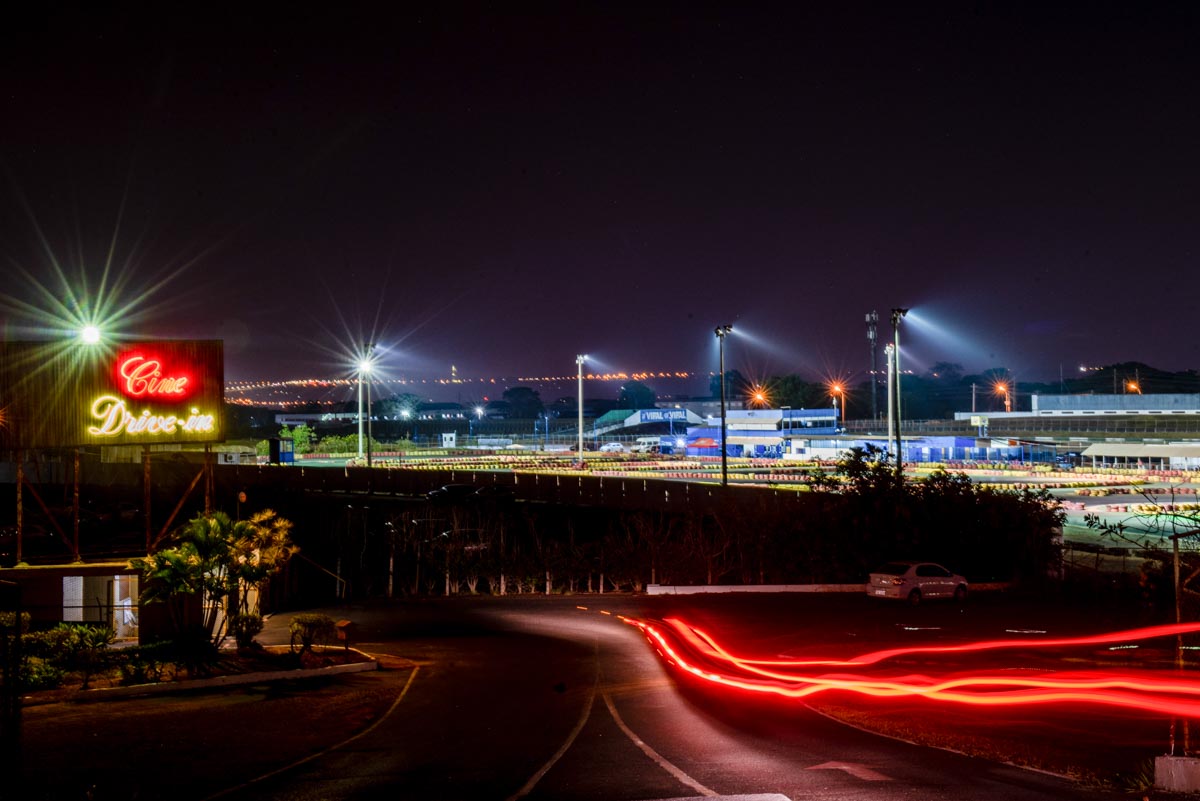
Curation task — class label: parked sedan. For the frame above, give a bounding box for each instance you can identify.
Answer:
[867,561,967,605]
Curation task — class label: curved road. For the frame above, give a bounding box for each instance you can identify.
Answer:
[212,597,1124,801]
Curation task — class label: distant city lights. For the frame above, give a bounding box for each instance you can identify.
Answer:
[225,371,701,408]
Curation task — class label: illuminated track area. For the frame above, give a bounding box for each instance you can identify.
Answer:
[628,617,1200,719]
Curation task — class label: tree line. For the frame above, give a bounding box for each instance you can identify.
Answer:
[313,447,1064,599]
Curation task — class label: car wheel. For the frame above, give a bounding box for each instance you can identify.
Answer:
[907,589,921,606]
[954,585,967,603]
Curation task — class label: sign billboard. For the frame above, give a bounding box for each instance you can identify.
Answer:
[639,409,687,423]
[0,340,224,448]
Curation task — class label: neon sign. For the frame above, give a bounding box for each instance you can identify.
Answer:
[117,355,191,398]
[88,395,215,437]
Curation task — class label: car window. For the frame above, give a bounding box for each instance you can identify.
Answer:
[874,563,909,575]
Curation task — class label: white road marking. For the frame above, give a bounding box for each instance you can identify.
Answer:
[505,652,599,801]
[603,692,719,798]
[639,796,791,801]
[203,662,421,800]
[807,760,892,781]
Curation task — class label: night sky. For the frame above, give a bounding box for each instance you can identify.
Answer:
[2,3,1198,396]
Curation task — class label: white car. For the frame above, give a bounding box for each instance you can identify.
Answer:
[867,561,967,605]
[599,442,627,453]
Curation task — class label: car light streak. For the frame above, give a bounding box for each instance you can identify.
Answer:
[663,618,1200,668]
[625,617,1200,718]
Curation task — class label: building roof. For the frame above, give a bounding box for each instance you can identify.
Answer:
[1081,443,1200,458]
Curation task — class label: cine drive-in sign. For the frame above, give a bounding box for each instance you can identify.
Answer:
[0,339,225,449]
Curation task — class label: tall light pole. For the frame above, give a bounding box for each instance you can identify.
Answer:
[890,308,908,476]
[472,405,484,439]
[715,325,733,487]
[357,343,376,464]
[576,354,587,462]
[357,363,366,461]
[865,311,879,422]
[830,383,844,431]
[885,343,895,451]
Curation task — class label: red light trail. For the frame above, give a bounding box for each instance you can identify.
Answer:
[627,617,1200,718]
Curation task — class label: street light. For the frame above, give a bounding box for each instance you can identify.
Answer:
[576,354,587,461]
[357,343,376,464]
[80,324,101,345]
[830,383,844,431]
[890,308,908,476]
[996,382,1012,413]
[715,324,733,487]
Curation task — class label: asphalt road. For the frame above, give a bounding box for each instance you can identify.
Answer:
[23,594,1176,801]
[205,596,1134,801]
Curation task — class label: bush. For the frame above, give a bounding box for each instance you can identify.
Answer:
[169,625,220,676]
[229,613,264,650]
[20,659,66,692]
[0,611,30,635]
[21,623,114,690]
[289,613,336,655]
[114,642,175,685]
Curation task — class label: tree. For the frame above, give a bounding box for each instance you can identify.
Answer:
[376,393,422,419]
[131,510,298,648]
[275,424,314,454]
[827,445,1064,583]
[617,381,656,409]
[928,362,964,382]
[502,386,544,418]
[768,374,824,408]
[1087,493,1200,618]
[710,369,748,400]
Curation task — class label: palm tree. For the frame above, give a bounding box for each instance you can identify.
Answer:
[131,509,297,647]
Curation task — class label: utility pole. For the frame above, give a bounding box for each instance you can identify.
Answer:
[866,311,879,422]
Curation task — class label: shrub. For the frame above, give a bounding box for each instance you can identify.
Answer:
[24,624,115,690]
[229,613,264,650]
[20,659,66,692]
[289,613,336,655]
[0,611,30,634]
[114,641,175,685]
[170,625,220,676]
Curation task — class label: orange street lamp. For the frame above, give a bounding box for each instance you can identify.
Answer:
[995,382,1011,413]
[830,383,844,430]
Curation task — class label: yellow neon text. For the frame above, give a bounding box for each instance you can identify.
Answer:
[88,395,215,437]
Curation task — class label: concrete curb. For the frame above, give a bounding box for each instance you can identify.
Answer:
[645,582,1011,595]
[66,648,378,703]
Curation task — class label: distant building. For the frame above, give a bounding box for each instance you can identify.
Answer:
[687,408,839,458]
[1031,393,1200,416]
[954,394,1200,420]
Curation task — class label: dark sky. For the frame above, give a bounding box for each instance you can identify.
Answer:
[2,2,1198,392]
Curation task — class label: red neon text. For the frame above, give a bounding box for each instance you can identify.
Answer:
[118,356,190,398]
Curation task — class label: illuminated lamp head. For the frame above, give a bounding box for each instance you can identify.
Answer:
[80,325,102,345]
